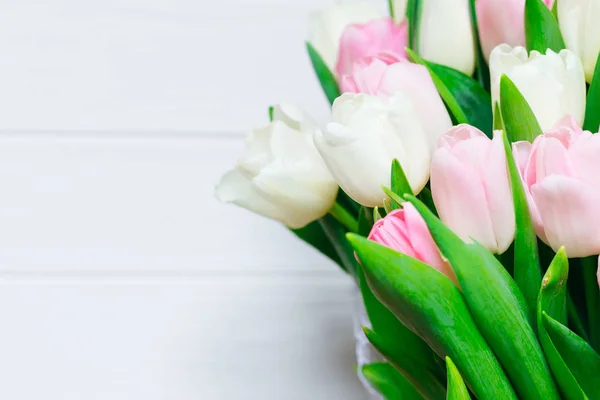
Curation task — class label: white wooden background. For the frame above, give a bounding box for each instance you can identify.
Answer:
[0,0,389,398]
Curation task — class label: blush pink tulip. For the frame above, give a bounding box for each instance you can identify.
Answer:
[335,18,408,77]
[430,125,515,254]
[477,0,553,61]
[515,117,600,258]
[339,55,452,150]
[368,204,457,284]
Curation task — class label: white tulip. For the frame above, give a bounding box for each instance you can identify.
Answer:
[490,45,586,131]
[308,3,381,71]
[558,0,600,83]
[392,0,408,23]
[314,93,431,208]
[418,0,476,75]
[215,105,338,229]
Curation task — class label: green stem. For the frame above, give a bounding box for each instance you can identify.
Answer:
[582,256,600,350]
[328,202,359,233]
[388,0,395,19]
[567,294,589,342]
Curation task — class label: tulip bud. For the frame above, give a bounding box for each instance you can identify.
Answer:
[418,0,476,76]
[368,204,458,284]
[308,3,381,72]
[430,125,515,254]
[336,18,408,77]
[476,0,553,61]
[516,119,600,258]
[490,45,586,132]
[314,93,431,207]
[216,105,338,229]
[340,56,452,150]
[558,0,600,83]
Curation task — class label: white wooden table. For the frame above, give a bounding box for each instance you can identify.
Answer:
[0,0,388,398]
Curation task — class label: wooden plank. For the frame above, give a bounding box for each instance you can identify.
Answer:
[0,1,336,131]
[0,275,363,399]
[0,134,337,274]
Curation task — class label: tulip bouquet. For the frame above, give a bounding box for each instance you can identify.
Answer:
[216,0,600,398]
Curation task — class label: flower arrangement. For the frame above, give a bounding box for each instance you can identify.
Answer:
[216,0,600,398]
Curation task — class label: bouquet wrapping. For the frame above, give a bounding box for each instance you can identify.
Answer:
[217,0,600,398]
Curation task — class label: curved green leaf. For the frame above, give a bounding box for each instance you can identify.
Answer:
[538,249,586,400]
[406,49,492,135]
[362,362,424,400]
[406,195,559,400]
[446,357,471,400]
[525,0,565,53]
[502,130,542,326]
[364,328,446,400]
[582,256,600,351]
[500,74,543,142]
[347,234,517,400]
[357,264,445,400]
[305,41,340,105]
[584,52,600,133]
[543,312,600,398]
[392,158,413,198]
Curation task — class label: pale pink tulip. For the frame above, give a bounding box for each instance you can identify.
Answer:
[477,0,553,61]
[336,18,408,77]
[368,204,457,284]
[431,125,515,254]
[339,56,452,150]
[516,118,600,257]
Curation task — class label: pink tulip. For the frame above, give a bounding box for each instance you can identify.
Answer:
[477,0,553,61]
[368,204,458,284]
[431,125,515,254]
[336,18,408,77]
[339,55,452,150]
[515,118,600,258]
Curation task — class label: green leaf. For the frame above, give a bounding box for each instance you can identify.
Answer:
[500,74,543,142]
[582,256,600,351]
[543,312,600,398]
[362,362,424,400]
[584,52,600,133]
[406,0,422,53]
[268,106,274,121]
[406,195,560,400]
[525,0,565,53]
[502,130,542,327]
[357,256,445,398]
[407,49,492,135]
[391,159,414,198]
[418,186,438,217]
[387,0,395,20]
[290,219,344,271]
[305,41,340,105]
[493,102,503,131]
[373,207,383,222]
[318,215,359,276]
[358,206,374,237]
[348,234,517,400]
[537,249,586,400]
[364,328,446,400]
[446,357,471,400]
[382,186,404,210]
[383,198,394,214]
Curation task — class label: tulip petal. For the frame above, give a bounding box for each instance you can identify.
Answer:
[431,148,498,252]
[216,169,290,225]
[308,3,381,71]
[531,175,600,257]
[482,133,516,253]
